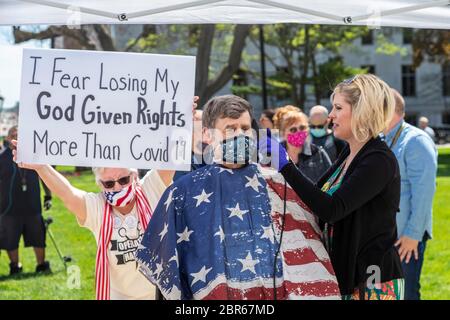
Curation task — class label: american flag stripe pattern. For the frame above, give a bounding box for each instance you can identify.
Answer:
[95,184,152,300]
[136,164,340,300]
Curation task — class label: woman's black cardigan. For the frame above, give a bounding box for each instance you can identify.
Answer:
[280,136,403,296]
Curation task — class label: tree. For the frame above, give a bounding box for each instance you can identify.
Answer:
[411,29,450,68]
[245,24,368,107]
[13,25,117,51]
[131,24,251,104]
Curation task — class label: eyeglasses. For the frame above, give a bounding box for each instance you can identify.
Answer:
[100,175,131,189]
[288,125,308,133]
[341,75,357,85]
[310,124,326,129]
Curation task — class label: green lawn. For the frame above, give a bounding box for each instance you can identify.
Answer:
[0,168,97,299]
[0,150,449,300]
[422,147,450,300]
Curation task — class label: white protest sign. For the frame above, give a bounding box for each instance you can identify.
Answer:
[17,48,195,170]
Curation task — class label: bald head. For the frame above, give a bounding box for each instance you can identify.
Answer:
[391,89,405,116]
[419,116,429,130]
[309,105,329,127]
[309,105,329,118]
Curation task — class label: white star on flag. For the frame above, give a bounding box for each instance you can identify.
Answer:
[154,261,164,279]
[169,250,179,267]
[177,227,194,243]
[193,189,213,207]
[260,225,275,244]
[227,203,249,221]
[237,252,260,274]
[214,226,225,243]
[168,285,181,299]
[219,167,234,174]
[190,265,212,286]
[159,223,168,241]
[164,187,177,211]
[245,174,263,192]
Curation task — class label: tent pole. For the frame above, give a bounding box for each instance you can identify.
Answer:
[248,0,343,22]
[351,0,450,22]
[259,25,268,110]
[127,0,225,19]
[19,0,226,22]
[18,0,117,19]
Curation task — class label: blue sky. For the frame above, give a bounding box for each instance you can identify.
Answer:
[0,26,50,108]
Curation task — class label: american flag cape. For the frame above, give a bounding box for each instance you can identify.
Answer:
[136,164,340,300]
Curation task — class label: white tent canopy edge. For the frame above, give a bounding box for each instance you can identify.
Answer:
[0,0,449,29]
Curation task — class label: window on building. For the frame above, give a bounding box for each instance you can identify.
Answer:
[361,30,374,45]
[442,111,450,125]
[233,68,248,87]
[272,66,291,101]
[361,65,376,75]
[403,29,413,44]
[231,68,249,99]
[443,64,450,97]
[402,65,416,97]
[405,113,418,126]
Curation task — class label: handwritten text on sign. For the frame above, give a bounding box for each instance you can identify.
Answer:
[17,48,195,170]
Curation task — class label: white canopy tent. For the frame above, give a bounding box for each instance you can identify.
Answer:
[0,0,449,29]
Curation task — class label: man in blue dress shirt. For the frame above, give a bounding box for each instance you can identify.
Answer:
[384,89,437,300]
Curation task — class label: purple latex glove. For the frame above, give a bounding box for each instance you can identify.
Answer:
[257,128,290,171]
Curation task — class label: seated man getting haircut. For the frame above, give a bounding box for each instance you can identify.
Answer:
[136,95,340,300]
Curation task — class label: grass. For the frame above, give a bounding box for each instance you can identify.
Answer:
[0,168,97,299]
[422,147,450,300]
[0,150,449,300]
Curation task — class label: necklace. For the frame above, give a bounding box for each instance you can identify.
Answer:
[16,164,27,192]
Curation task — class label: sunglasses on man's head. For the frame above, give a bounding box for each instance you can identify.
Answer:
[289,125,308,133]
[100,175,131,189]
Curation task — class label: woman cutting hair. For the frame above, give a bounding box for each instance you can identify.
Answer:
[260,74,404,300]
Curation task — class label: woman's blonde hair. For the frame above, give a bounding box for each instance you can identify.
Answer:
[331,74,395,142]
[273,105,301,129]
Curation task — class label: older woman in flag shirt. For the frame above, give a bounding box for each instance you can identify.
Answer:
[11,98,199,300]
[11,147,173,300]
[136,95,340,300]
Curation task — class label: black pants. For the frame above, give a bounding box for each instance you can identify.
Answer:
[0,215,46,251]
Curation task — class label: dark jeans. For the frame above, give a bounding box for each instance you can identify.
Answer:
[401,233,429,300]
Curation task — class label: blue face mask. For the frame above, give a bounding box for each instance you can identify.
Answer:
[310,128,327,138]
[221,134,256,165]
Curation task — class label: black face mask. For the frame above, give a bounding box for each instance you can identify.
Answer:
[221,135,256,165]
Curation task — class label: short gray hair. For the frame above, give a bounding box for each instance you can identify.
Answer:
[419,116,429,124]
[92,167,138,184]
[309,105,329,118]
[202,95,253,129]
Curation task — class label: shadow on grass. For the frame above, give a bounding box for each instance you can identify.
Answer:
[0,270,56,282]
[438,153,450,177]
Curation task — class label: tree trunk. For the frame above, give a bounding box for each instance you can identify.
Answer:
[311,51,322,105]
[198,25,252,105]
[299,25,310,107]
[195,25,216,104]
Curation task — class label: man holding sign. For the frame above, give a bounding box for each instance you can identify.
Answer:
[13,48,198,300]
